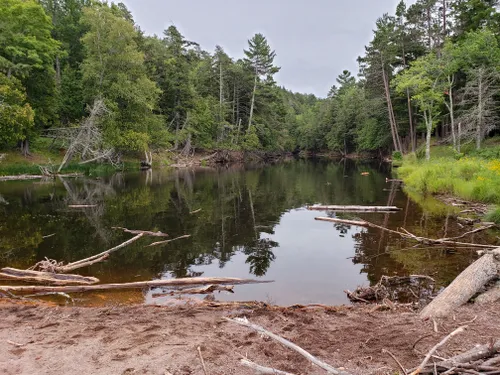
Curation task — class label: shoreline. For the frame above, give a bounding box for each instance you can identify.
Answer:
[1,299,499,375]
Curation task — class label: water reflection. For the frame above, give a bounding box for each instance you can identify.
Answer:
[0,159,494,305]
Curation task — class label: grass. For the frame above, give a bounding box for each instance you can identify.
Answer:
[398,156,500,204]
[485,206,500,224]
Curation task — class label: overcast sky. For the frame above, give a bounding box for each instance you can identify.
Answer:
[122,0,416,97]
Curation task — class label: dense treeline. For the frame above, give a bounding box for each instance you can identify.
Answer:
[1,0,500,159]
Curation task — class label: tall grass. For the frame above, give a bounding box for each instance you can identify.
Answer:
[398,157,500,204]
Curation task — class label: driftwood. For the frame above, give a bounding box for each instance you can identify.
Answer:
[420,249,500,319]
[425,339,500,373]
[315,217,497,249]
[410,326,468,375]
[225,317,352,375]
[112,227,169,237]
[240,359,297,375]
[190,209,202,215]
[146,234,191,248]
[308,205,401,212]
[197,347,208,375]
[55,233,144,273]
[0,267,99,285]
[0,173,82,182]
[151,285,234,298]
[0,277,271,294]
[68,204,97,208]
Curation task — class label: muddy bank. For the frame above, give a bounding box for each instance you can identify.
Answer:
[168,149,293,169]
[1,300,499,375]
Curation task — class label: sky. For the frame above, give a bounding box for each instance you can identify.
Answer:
[122,0,416,97]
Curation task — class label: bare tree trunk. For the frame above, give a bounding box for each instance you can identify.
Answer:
[477,73,483,150]
[424,110,432,161]
[457,121,462,153]
[420,249,500,319]
[381,60,399,152]
[407,89,415,153]
[445,75,456,151]
[248,72,258,129]
[218,58,224,144]
[55,56,61,87]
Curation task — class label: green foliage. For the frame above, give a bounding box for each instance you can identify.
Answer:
[398,156,500,203]
[392,151,403,161]
[242,126,261,150]
[485,206,500,224]
[81,3,165,151]
[0,74,35,145]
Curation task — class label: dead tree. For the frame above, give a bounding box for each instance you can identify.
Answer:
[457,67,500,150]
[57,99,116,172]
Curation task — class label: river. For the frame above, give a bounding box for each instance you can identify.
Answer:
[0,159,487,306]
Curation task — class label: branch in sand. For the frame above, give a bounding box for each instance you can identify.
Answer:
[0,267,99,285]
[0,277,271,294]
[418,339,500,374]
[409,326,468,375]
[420,249,500,319]
[225,317,353,375]
[240,359,297,375]
[308,205,401,212]
[315,217,497,249]
[146,235,191,248]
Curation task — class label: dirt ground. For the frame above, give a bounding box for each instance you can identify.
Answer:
[0,300,499,375]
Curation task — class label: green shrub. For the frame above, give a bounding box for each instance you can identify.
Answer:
[392,151,403,161]
[485,206,500,224]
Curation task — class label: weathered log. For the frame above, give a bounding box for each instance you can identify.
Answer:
[308,205,401,212]
[240,359,297,375]
[56,234,144,273]
[151,285,234,298]
[315,217,497,249]
[475,281,500,305]
[225,317,353,375]
[68,204,97,208]
[420,249,500,319]
[0,277,271,294]
[0,173,82,182]
[112,227,169,237]
[146,234,191,248]
[410,326,468,375]
[0,267,99,285]
[419,339,500,373]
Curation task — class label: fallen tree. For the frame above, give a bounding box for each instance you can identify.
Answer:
[0,277,271,295]
[308,205,401,212]
[420,248,500,319]
[0,267,99,285]
[315,217,497,249]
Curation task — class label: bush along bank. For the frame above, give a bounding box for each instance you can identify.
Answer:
[397,156,500,223]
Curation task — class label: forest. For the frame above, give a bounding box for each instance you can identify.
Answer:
[1,0,500,160]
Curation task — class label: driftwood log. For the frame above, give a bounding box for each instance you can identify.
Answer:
[419,339,500,374]
[240,359,296,375]
[0,277,271,294]
[308,205,401,212]
[0,267,99,285]
[420,249,500,319]
[315,217,497,249]
[0,173,82,182]
[225,317,353,375]
[151,285,234,298]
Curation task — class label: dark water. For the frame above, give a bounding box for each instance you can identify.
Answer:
[0,159,490,306]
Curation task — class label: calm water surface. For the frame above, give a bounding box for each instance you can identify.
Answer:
[0,159,488,306]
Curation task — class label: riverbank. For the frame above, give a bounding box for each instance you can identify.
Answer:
[397,141,500,223]
[1,300,499,375]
